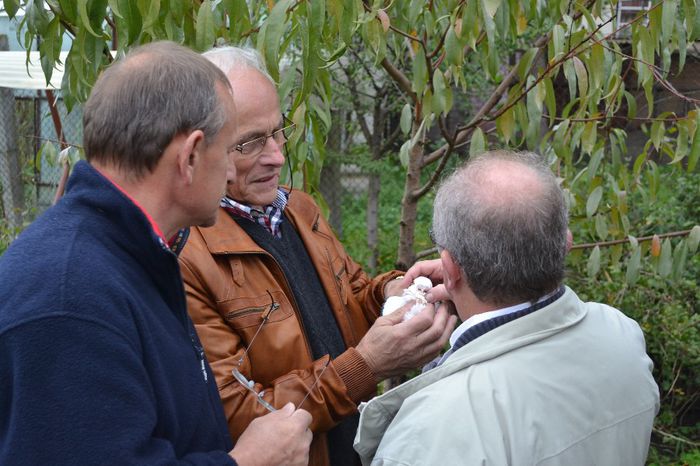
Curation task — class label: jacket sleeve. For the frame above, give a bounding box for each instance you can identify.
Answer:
[180,256,375,439]
[0,316,235,466]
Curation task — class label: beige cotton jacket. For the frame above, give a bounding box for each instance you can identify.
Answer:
[354,287,660,466]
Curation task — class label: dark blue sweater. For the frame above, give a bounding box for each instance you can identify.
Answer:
[0,161,235,465]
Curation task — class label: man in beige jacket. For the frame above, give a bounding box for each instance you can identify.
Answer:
[354,150,659,465]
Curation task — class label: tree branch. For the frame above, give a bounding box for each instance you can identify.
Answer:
[412,140,455,198]
[652,428,700,447]
[427,23,450,59]
[350,48,382,93]
[381,57,417,103]
[422,46,533,166]
[570,229,696,250]
[415,246,439,260]
[416,228,697,260]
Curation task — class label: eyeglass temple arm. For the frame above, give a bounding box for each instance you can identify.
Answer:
[236,291,278,366]
[297,358,331,411]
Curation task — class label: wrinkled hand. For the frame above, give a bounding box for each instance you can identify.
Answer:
[356,302,457,381]
[383,276,406,298]
[230,403,312,466]
[401,259,451,303]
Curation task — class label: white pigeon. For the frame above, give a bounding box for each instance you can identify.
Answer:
[382,276,433,321]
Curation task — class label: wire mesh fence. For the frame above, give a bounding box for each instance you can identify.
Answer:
[0,88,82,235]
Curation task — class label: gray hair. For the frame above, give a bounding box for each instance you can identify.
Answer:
[432,150,568,305]
[83,41,231,178]
[202,45,275,84]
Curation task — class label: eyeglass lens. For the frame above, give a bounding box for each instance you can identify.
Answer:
[238,118,295,157]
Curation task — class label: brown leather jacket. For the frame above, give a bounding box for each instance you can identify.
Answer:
[179,190,401,465]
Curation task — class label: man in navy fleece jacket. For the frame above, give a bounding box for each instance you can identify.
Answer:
[0,41,311,465]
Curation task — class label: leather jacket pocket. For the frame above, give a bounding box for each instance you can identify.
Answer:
[218,290,292,330]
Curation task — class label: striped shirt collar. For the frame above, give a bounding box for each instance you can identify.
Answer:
[449,287,564,347]
[422,287,565,371]
[220,188,290,238]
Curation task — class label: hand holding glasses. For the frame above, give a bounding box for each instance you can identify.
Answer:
[231,290,330,413]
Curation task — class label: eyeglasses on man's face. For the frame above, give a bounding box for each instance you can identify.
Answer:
[231,290,329,413]
[234,115,296,159]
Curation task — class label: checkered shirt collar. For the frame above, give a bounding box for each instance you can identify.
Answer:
[220,188,289,238]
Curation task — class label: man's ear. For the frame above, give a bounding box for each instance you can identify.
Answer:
[176,130,206,185]
[440,249,462,291]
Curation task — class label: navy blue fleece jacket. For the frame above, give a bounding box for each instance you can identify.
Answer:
[0,161,235,465]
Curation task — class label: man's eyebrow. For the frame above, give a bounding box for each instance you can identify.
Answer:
[238,129,267,142]
[237,119,284,143]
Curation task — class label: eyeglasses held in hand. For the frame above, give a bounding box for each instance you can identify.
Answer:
[234,115,296,159]
[231,290,331,413]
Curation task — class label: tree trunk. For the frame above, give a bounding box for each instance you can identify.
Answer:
[0,35,25,230]
[319,109,344,236]
[366,172,380,275]
[396,137,423,270]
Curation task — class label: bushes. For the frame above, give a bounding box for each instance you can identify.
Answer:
[0,220,22,256]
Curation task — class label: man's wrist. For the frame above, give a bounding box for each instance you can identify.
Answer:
[335,347,379,400]
[383,274,405,298]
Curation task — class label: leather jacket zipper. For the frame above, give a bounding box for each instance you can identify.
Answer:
[226,304,277,321]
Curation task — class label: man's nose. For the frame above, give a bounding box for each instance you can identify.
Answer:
[260,138,286,166]
[226,152,237,182]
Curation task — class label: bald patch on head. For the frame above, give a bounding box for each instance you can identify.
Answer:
[461,157,546,211]
[431,150,568,305]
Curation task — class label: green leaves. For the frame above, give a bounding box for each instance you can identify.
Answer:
[496,107,515,144]
[587,245,601,279]
[572,57,588,103]
[650,119,666,152]
[258,0,294,83]
[78,0,105,37]
[224,0,251,39]
[688,112,700,172]
[688,225,700,253]
[114,0,142,45]
[469,127,486,157]
[444,26,463,66]
[482,0,502,18]
[195,0,216,51]
[661,0,678,48]
[412,49,428,96]
[38,17,63,85]
[586,185,603,218]
[4,0,21,18]
[658,238,673,277]
[400,104,412,135]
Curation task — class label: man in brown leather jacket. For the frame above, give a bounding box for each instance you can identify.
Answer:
[179,46,456,466]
